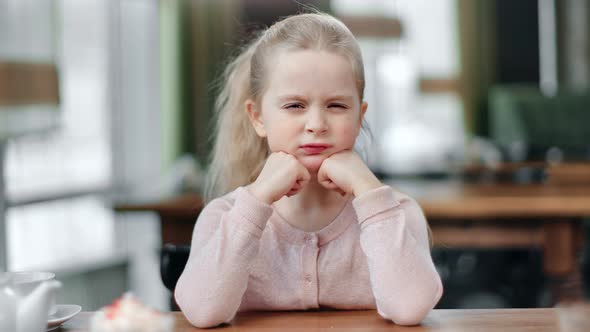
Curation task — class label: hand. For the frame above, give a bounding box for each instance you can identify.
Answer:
[317,150,383,197]
[248,152,311,204]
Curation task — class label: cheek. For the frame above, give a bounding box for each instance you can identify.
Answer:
[334,121,360,148]
[264,118,299,150]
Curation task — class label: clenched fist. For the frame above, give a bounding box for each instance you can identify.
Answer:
[317,150,383,197]
[248,152,311,204]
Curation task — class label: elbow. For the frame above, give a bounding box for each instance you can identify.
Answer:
[385,306,430,326]
[174,284,235,328]
[380,282,443,326]
[379,302,430,326]
[175,293,230,328]
[181,306,232,328]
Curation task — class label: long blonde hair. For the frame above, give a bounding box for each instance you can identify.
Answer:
[205,12,366,202]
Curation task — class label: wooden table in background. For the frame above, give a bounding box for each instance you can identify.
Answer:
[390,178,590,303]
[115,193,204,245]
[114,178,590,303]
[61,307,590,331]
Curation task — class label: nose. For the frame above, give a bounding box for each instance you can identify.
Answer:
[304,107,328,135]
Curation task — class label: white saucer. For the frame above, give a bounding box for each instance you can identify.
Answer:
[47,304,82,331]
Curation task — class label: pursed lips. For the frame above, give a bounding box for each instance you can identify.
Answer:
[300,143,331,154]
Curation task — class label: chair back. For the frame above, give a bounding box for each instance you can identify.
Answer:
[160,243,190,292]
[489,85,590,161]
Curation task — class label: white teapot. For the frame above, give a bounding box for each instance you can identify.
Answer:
[0,272,61,332]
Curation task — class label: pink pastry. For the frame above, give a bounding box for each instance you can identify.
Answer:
[90,293,174,332]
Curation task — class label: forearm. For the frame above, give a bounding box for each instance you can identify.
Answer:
[175,224,260,327]
[354,186,443,325]
[360,219,442,325]
[175,188,273,328]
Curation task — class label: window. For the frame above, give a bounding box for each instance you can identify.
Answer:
[3,0,114,271]
[332,0,466,175]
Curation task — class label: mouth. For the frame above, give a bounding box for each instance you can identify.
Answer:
[300,143,332,155]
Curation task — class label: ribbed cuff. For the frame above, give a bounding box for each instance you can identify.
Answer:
[233,187,274,236]
[352,185,400,223]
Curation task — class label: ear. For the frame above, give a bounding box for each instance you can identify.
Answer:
[245,99,267,137]
[358,101,368,128]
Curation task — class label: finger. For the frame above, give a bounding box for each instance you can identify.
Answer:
[317,172,345,193]
[286,173,304,195]
[321,181,346,196]
[300,162,311,181]
[316,164,329,186]
[297,164,311,188]
[321,180,339,190]
[317,167,337,189]
[293,182,305,195]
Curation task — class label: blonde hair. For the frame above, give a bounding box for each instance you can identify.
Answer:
[205,12,366,202]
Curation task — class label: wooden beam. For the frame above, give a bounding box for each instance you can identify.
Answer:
[431,224,544,248]
[338,15,402,39]
[0,62,59,106]
[419,78,461,93]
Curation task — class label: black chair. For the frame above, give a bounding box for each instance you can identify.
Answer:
[160,243,191,309]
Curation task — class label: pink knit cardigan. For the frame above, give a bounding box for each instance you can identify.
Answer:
[175,185,443,328]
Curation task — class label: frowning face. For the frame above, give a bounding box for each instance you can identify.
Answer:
[247,50,367,173]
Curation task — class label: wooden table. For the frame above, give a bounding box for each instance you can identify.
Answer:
[60,307,590,331]
[392,178,590,220]
[390,178,590,303]
[115,193,204,245]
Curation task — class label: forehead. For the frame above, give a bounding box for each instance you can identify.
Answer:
[264,50,358,99]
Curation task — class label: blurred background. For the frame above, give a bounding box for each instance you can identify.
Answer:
[1,0,589,311]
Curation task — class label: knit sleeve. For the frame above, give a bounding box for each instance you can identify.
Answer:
[174,187,273,328]
[353,185,443,326]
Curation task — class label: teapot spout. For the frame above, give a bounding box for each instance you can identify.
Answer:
[17,280,61,332]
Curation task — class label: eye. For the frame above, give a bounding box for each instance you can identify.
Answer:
[284,103,305,110]
[328,103,348,109]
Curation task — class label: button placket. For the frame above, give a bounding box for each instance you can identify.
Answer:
[302,233,320,308]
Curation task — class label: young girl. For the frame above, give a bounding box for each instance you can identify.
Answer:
[175,12,443,328]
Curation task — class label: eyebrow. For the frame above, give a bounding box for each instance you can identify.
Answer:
[277,94,307,102]
[277,94,355,102]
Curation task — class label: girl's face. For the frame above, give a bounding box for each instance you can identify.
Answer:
[246,50,367,173]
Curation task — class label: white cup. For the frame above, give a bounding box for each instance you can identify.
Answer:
[6,271,58,317]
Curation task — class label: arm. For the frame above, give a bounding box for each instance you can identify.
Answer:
[353,186,443,326]
[317,151,442,325]
[174,187,273,328]
[176,151,309,327]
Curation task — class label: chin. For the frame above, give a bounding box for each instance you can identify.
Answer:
[299,156,325,174]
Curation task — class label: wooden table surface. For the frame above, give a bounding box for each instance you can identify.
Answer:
[390,178,590,219]
[60,308,590,331]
